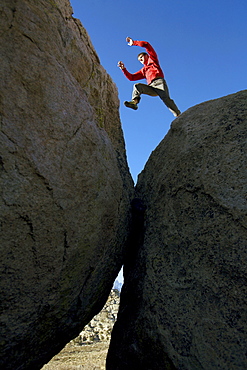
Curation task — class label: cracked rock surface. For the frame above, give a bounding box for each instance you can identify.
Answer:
[0,1,133,369]
[107,90,247,370]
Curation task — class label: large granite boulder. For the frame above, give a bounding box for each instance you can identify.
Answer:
[0,0,133,369]
[107,90,247,369]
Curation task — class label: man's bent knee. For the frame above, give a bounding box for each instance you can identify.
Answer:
[134,83,144,92]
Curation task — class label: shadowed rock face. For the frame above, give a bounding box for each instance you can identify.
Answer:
[0,0,133,369]
[107,90,247,370]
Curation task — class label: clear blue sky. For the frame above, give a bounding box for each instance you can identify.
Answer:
[70,0,246,185]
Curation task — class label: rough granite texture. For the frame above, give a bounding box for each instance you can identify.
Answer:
[0,0,133,369]
[107,90,247,370]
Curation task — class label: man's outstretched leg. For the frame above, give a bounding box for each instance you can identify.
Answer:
[165,96,181,117]
[150,79,181,117]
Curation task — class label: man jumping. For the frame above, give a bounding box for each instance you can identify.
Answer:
[118,37,181,117]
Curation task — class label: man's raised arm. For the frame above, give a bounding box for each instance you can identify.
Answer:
[126,37,158,62]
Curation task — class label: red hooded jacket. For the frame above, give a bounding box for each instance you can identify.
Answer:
[122,40,164,85]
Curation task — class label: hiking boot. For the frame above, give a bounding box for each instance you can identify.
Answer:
[174,111,181,117]
[124,100,138,110]
[169,108,181,117]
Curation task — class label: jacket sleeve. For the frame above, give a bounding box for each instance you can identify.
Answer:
[122,68,145,81]
[133,40,159,63]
